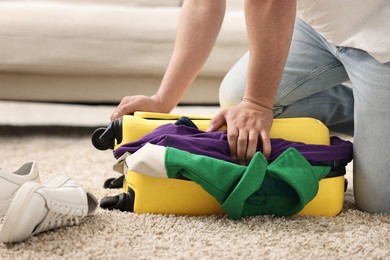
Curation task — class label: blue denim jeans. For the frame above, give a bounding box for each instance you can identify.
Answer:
[219,17,390,214]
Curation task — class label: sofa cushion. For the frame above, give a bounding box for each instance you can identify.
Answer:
[227,0,242,11]
[10,0,183,7]
[0,1,247,77]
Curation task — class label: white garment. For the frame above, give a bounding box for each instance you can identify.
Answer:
[125,143,168,178]
[297,0,390,63]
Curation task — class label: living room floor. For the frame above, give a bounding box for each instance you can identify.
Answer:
[0,100,220,127]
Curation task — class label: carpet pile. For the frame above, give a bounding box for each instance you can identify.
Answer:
[0,126,388,259]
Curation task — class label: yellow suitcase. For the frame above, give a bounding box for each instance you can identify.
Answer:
[93,112,346,217]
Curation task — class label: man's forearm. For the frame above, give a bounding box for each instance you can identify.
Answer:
[157,0,226,111]
[243,0,296,109]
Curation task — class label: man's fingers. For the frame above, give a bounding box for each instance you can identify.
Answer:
[207,110,226,132]
[260,130,271,158]
[110,104,128,121]
[111,97,129,121]
[110,112,120,121]
[110,96,139,121]
[236,130,249,163]
[245,131,259,163]
[227,127,238,161]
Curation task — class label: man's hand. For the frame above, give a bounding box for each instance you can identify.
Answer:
[208,0,296,164]
[110,94,166,121]
[207,101,273,164]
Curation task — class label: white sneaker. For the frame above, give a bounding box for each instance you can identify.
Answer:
[0,175,98,243]
[0,161,40,216]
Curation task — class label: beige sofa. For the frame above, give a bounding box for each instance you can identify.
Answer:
[0,0,247,104]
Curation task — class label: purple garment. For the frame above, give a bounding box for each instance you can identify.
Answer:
[114,124,353,165]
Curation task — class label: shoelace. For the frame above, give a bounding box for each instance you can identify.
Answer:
[33,202,87,234]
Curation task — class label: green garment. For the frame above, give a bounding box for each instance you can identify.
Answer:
[165,147,330,219]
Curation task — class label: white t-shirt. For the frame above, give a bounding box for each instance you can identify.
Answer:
[297,0,390,63]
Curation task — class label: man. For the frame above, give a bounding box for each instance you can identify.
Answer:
[111,0,390,214]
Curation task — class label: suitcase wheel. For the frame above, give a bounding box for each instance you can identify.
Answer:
[99,189,135,212]
[103,175,125,189]
[91,127,115,150]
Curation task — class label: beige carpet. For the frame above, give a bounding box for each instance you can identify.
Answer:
[0,126,389,259]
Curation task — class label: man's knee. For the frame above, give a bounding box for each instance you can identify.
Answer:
[353,168,390,214]
[354,193,390,215]
[219,52,249,108]
[219,80,243,108]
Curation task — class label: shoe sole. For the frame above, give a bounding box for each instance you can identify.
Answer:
[0,175,71,243]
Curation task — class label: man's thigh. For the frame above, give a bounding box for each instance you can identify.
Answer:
[219,18,350,106]
[275,18,349,107]
[273,18,353,133]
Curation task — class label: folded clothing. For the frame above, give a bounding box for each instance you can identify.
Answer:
[114,119,353,168]
[125,143,330,219]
